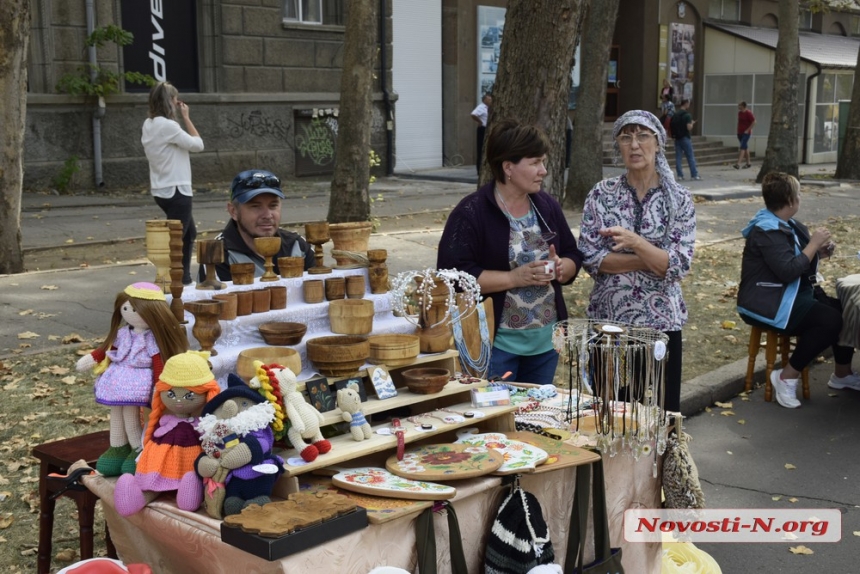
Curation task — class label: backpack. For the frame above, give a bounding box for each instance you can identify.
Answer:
[484,481,555,574]
[670,112,686,139]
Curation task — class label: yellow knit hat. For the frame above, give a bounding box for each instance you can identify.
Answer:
[125,282,166,301]
[159,351,214,387]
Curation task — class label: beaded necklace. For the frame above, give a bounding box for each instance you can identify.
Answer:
[451,301,491,379]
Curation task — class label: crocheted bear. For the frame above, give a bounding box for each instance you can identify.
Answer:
[113,351,219,517]
[195,373,285,517]
[276,366,331,462]
[76,282,188,476]
[336,382,372,441]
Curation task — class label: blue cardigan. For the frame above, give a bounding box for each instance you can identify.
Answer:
[437,182,583,334]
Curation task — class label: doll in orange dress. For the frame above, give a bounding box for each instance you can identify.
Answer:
[76,282,187,476]
[114,351,220,516]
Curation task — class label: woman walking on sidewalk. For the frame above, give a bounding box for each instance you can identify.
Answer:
[737,172,859,408]
[142,81,204,285]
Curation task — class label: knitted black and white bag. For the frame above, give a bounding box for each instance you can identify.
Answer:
[484,482,555,574]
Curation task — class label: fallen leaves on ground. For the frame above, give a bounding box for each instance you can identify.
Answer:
[785,463,797,470]
[39,285,59,290]
[16,332,39,340]
[789,545,814,555]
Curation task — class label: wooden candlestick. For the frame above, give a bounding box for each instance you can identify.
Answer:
[196,240,226,290]
[168,220,186,323]
[145,220,172,293]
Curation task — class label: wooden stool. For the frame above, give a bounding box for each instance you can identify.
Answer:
[744,325,810,402]
[31,430,116,574]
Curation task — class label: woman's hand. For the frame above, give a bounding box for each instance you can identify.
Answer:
[177,100,191,120]
[810,227,831,251]
[515,260,552,287]
[817,240,836,259]
[599,226,643,252]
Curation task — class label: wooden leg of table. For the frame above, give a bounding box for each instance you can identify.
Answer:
[37,461,57,574]
[74,489,98,560]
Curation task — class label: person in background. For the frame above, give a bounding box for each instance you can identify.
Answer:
[199,170,315,282]
[142,81,204,285]
[735,101,756,169]
[660,94,675,133]
[438,118,583,385]
[579,110,696,413]
[661,78,674,103]
[670,99,701,181]
[737,172,858,409]
[471,93,493,175]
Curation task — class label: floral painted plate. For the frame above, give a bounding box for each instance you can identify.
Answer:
[454,430,549,475]
[385,443,504,481]
[332,467,457,500]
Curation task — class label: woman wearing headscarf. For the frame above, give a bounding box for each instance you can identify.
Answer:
[578,110,696,412]
[437,118,583,385]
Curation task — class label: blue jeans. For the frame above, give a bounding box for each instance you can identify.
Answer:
[674,137,698,178]
[488,347,559,385]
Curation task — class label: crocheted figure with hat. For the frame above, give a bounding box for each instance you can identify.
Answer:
[75,282,188,476]
[113,351,220,516]
[195,373,285,517]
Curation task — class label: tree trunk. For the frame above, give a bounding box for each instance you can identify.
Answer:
[563,0,619,209]
[486,0,585,197]
[327,0,378,224]
[835,41,860,179]
[0,0,29,274]
[756,0,800,183]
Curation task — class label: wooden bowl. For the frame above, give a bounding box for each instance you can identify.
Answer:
[401,367,451,395]
[368,334,420,367]
[236,347,301,383]
[306,335,369,377]
[329,299,374,335]
[258,322,307,345]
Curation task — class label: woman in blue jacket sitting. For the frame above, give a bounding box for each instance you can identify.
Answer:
[737,172,858,408]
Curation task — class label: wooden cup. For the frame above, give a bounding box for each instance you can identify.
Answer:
[345,275,366,299]
[278,256,305,279]
[235,291,254,316]
[303,280,324,304]
[268,285,287,310]
[252,288,271,313]
[212,293,238,321]
[230,263,255,285]
[325,277,346,301]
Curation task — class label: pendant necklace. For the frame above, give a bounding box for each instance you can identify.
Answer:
[496,189,553,237]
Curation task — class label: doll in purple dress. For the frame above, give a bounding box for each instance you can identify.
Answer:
[75,282,188,476]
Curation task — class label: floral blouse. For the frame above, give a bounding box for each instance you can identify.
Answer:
[579,175,696,332]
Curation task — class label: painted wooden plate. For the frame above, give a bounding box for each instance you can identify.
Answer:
[331,467,457,500]
[385,443,504,481]
[504,431,601,473]
[454,430,549,475]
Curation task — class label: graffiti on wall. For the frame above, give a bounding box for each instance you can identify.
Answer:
[295,108,339,175]
[225,110,290,140]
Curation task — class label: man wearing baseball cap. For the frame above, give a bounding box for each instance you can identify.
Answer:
[200,170,315,282]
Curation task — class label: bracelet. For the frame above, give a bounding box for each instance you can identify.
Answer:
[515,400,541,415]
[437,407,480,418]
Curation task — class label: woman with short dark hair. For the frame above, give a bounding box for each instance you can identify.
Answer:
[737,172,858,408]
[437,118,583,384]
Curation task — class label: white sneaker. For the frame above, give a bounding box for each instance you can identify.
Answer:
[771,369,800,408]
[827,372,860,391]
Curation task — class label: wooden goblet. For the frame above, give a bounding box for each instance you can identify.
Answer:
[196,240,226,290]
[304,221,331,274]
[254,237,282,282]
[184,300,223,356]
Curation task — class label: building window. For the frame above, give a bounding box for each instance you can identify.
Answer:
[851,15,860,36]
[799,9,813,31]
[814,73,854,153]
[708,0,740,22]
[284,0,344,26]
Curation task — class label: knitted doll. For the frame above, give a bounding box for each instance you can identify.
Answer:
[276,366,331,462]
[113,351,220,517]
[195,374,285,517]
[76,282,188,476]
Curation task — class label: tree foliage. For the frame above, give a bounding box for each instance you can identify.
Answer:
[756,0,800,182]
[327,0,378,223]
[486,0,585,197]
[563,0,620,209]
[0,0,30,274]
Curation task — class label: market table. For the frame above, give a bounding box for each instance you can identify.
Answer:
[82,448,660,573]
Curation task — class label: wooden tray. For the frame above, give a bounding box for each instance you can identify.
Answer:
[299,475,432,525]
[332,467,456,500]
[385,443,503,481]
[504,431,601,473]
[453,430,549,475]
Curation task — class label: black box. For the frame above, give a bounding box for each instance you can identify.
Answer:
[220,508,369,561]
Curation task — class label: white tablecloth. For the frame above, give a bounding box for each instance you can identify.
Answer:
[173,269,416,386]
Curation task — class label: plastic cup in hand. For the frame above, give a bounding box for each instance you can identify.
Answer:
[543,260,556,280]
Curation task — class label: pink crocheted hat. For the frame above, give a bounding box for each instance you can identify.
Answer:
[124,282,166,301]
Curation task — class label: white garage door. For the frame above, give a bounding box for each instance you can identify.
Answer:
[392,0,442,170]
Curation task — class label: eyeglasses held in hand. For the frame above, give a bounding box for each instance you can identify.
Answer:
[241,173,281,189]
[616,132,656,146]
